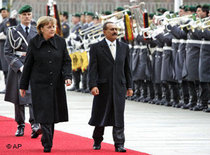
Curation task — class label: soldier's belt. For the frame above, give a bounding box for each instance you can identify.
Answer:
[163,46,173,51]
[130,45,147,50]
[15,51,26,57]
[172,38,180,43]
[202,40,210,45]
[156,48,163,52]
[172,39,187,44]
[179,39,187,44]
[187,39,202,44]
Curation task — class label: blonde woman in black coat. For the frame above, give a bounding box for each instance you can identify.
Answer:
[19,16,72,152]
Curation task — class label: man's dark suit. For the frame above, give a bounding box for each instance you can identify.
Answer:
[88,38,132,147]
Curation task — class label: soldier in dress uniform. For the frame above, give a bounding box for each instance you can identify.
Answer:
[68,13,82,92]
[0,7,10,94]
[78,12,94,93]
[4,5,41,138]
[80,12,86,27]
[60,11,70,39]
[191,4,209,111]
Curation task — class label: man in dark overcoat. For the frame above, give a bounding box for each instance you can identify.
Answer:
[88,22,133,152]
[4,5,40,138]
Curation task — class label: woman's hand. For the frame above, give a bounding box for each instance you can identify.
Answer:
[19,89,26,97]
[65,79,72,86]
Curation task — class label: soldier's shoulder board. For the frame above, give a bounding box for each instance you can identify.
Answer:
[6,22,10,27]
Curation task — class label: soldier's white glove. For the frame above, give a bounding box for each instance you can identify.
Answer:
[69,33,76,39]
[74,41,81,49]
[10,10,18,19]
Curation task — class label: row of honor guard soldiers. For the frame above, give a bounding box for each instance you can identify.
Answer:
[128,4,210,113]
[63,4,210,113]
[0,5,41,137]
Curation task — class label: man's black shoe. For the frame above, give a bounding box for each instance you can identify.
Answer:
[31,125,42,138]
[115,146,126,152]
[15,125,25,136]
[44,147,51,153]
[93,142,101,150]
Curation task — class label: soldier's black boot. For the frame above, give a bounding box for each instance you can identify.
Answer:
[182,81,197,110]
[144,81,154,103]
[203,107,210,112]
[170,82,180,107]
[195,82,209,111]
[151,83,162,104]
[193,103,208,111]
[137,81,147,102]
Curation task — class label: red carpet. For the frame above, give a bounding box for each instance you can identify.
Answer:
[0,116,149,155]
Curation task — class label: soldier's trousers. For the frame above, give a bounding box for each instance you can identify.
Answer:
[169,81,179,103]
[200,82,209,105]
[154,83,162,100]
[162,82,170,102]
[81,70,88,90]
[72,70,81,89]
[41,124,54,149]
[15,104,35,125]
[181,80,189,104]
[141,80,147,98]
[134,80,141,97]
[147,80,155,99]
[188,81,198,104]
[93,126,125,146]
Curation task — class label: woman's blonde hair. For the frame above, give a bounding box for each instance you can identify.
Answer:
[36,16,57,34]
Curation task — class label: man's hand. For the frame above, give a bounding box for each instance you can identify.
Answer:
[126,89,133,97]
[91,87,99,96]
[19,89,26,97]
[65,79,72,86]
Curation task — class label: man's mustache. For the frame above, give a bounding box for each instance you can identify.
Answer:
[112,33,118,36]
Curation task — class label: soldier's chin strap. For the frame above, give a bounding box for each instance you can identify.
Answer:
[8,27,29,50]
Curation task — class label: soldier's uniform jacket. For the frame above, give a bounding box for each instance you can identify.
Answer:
[170,25,188,81]
[0,17,13,71]
[185,29,201,81]
[198,29,210,82]
[62,21,70,39]
[153,38,163,84]
[4,24,37,105]
[71,22,82,42]
[71,22,81,35]
[0,18,17,71]
[156,33,174,82]
[0,17,9,35]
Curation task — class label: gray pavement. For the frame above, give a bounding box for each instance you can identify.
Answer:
[0,73,210,155]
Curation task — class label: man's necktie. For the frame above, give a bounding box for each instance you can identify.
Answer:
[25,26,29,36]
[110,43,115,60]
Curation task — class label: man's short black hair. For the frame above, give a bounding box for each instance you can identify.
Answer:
[103,22,114,30]
[202,4,209,17]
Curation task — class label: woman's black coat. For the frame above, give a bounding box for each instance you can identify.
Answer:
[20,34,72,124]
